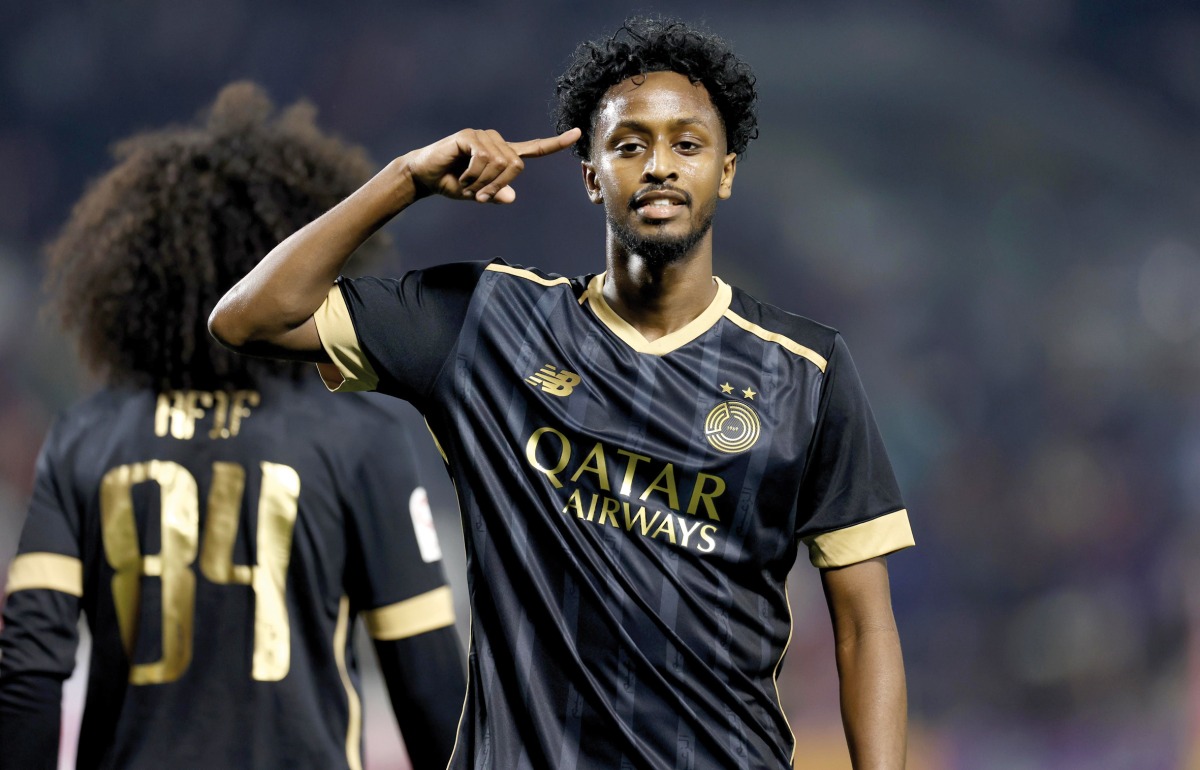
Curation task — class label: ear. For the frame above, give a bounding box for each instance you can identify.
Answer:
[718,152,738,200]
[582,161,603,205]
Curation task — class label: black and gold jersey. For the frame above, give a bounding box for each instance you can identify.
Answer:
[314,259,915,770]
[0,378,464,770]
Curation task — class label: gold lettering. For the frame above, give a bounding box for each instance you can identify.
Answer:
[251,462,299,681]
[677,517,703,547]
[697,524,718,553]
[207,390,261,439]
[228,391,260,438]
[154,394,171,437]
[208,391,229,439]
[622,502,662,535]
[200,462,251,584]
[616,449,652,497]
[650,514,677,544]
[570,442,611,491]
[563,488,586,517]
[640,463,680,510]
[201,461,300,681]
[598,496,620,526]
[686,473,726,521]
[526,427,572,488]
[170,391,213,440]
[100,461,198,685]
[99,459,299,685]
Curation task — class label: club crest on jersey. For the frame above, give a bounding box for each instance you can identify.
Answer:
[526,364,582,397]
[705,382,762,453]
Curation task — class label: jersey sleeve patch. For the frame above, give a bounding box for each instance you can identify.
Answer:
[313,283,379,392]
[5,552,83,597]
[408,487,443,563]
[362,585,456,640]
[802,509,915,568]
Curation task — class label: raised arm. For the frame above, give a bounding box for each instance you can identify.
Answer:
[207,127,581,360]
[821,556,908,769]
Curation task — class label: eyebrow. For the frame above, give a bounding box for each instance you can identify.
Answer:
[608,117,708,133]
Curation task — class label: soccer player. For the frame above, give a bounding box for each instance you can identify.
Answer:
[210,18,915,770]
[0,83,465,770]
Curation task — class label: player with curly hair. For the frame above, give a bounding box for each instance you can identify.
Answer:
[212,17,914,770]
[0,82,465,770]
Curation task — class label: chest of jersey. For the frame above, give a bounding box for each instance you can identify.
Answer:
[445,271,824,572]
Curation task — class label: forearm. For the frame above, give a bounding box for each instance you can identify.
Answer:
[208,156,421,354]
[374,628,466,770]
[209,126,578,357]
[0,671,63,769]
[834,621,908,769]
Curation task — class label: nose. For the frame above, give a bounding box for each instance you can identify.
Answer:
[641,144,677,183]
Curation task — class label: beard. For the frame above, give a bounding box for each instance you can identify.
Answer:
[608,193,717,270]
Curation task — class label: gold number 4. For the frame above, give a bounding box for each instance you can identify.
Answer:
[99,460,300,684]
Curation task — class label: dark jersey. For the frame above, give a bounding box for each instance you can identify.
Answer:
[0,378,464,770]
[313,260,915,770]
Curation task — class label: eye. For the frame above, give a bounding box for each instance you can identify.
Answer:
[615,140,644,155]
[676,139,702,153]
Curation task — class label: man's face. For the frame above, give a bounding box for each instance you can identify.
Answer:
[583,71,737,267]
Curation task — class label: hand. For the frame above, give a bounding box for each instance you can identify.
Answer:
[403,127,581,204]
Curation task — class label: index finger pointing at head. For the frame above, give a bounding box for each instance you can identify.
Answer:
[510,127,582,159]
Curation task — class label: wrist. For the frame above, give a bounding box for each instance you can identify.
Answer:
[388,154,428,204]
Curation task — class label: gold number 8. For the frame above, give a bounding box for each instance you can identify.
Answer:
[99,460,300,684]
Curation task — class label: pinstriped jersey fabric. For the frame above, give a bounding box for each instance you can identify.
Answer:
[327,259,914,770]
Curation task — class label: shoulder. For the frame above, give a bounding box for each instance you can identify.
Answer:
[275,377,418,453]
[480,259,575,287]
[477,260,593,308]
[266,376,403,423]
[338,260,495,302]
[47,387,150,452]
[722,283,840,373]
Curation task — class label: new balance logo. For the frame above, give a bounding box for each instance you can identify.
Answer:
[526,364,582,397]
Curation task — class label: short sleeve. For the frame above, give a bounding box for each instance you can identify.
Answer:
[339,399,456,642]
[313,261,490,405]
[795,334,914,568]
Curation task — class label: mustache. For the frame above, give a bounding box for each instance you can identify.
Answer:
[628,185,691,209]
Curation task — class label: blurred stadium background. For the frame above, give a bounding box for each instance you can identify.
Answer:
[1,1,1198,768]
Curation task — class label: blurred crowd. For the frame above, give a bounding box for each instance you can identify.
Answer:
[2,2,1198,768]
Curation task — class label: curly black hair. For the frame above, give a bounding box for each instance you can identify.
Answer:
[554,16,758,160]
[45,81,378,391]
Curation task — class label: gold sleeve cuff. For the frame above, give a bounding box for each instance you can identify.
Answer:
[362,585,456,640]
[313,283,379,392]
[6,552,83,597]
[803,509,915,568]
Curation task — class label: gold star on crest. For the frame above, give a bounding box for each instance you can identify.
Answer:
[742,387,757,400]
[720,382,734,394]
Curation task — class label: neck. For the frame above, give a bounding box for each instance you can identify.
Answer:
[601,232,718,342]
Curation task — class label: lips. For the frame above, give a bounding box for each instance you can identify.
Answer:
[632,188,689,209]
[631,188,690,221]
